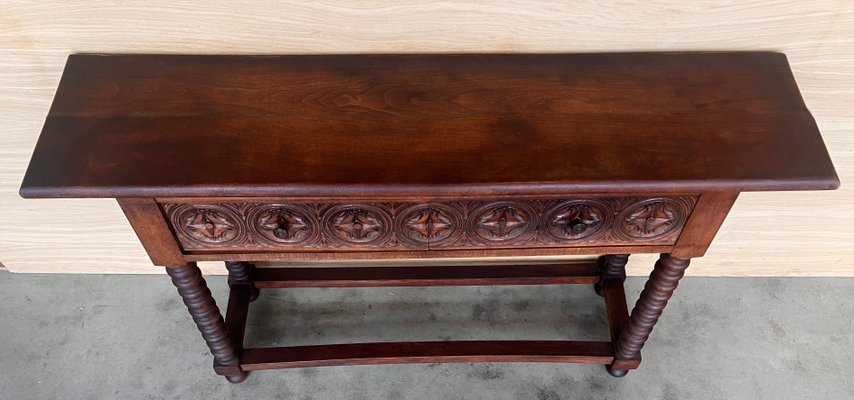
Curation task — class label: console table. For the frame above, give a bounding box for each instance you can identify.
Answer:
[20,53,838,383]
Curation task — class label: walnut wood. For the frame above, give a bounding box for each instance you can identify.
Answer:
[47,53,810,118]
[18,53,841,382]
[161,197,694,253]
[598,256,636,374]
[602,255,629,278]
[224,261,253,283]
[116,198,185,266]
[165,263,246,383]
[240,340,616,371]
[603,279,631,344]
[224,261,259,301]
[224,284,250,355]
[182,245,675,262]
[607,356,642,374]
[603,277,639,374]
[252,263,599,288]
[594,254,629,296]
[608,254,691,377]
[20,53,838,199]
[671,192,739,258]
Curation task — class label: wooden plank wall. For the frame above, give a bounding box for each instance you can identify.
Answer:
[1,1,851,276]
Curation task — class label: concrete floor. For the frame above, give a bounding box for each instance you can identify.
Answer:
[0,270,852,399]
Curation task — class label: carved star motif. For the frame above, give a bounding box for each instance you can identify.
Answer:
[332,209,383,241]
[259,209,309,241]
[625,203,676,237]
[478,206,527,239]
[406,208,453,240]
[184,209,235,242]
[551,205,602,238]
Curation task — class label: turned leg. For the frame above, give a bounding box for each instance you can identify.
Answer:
[607,253,691,377]
[166,263,247,383]
[595,254,629,296]
[225,261,260,302]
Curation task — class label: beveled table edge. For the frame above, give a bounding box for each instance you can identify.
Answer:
[18,176,841,199]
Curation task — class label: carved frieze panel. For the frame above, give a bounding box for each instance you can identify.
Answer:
[162,196,697,252]
[164,202,417,251]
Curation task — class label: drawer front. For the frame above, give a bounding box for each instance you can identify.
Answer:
[162,196,697,253]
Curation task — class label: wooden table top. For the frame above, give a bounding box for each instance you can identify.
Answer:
[20,52,838,198]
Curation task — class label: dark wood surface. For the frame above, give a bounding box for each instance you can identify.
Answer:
[240,340,616,371]
[224,285,250,354]
[116,198,185,265]
[221,260,629,378]
[609,254,690,376]
[166,263,246,383]
[18,53,841,382]
[20,52,838,198]
[671,192,739,258]
[251,262,600,288]
[180,245,675,262]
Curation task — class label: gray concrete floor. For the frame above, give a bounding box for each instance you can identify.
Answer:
[0,270,852,399]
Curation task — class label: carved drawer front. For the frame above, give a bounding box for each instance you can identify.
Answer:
[162,197,697,253]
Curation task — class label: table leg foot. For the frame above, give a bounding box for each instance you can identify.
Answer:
[606,365,628,377]
[248,287,260,302]
[225,372,249,384]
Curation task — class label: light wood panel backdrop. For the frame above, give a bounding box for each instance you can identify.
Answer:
[1,1,852,276]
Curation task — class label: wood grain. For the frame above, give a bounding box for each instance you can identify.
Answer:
[19,54,837,197]
[116,198,184,266]
[240,340,616,370]
[165,263,246,382]
[251,262,600,288]
[1,0,852,275]
[671,192,739,258]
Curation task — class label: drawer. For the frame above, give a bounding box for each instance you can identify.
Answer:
[161,196,697,253]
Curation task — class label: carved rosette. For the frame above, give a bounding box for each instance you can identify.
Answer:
[467,202,536,243]
[615,198,691,241]
[172,204,244,245]
[396,204,462,245]
[543,200,609,241]
[323,204,392,244]
[248,204,318,245]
